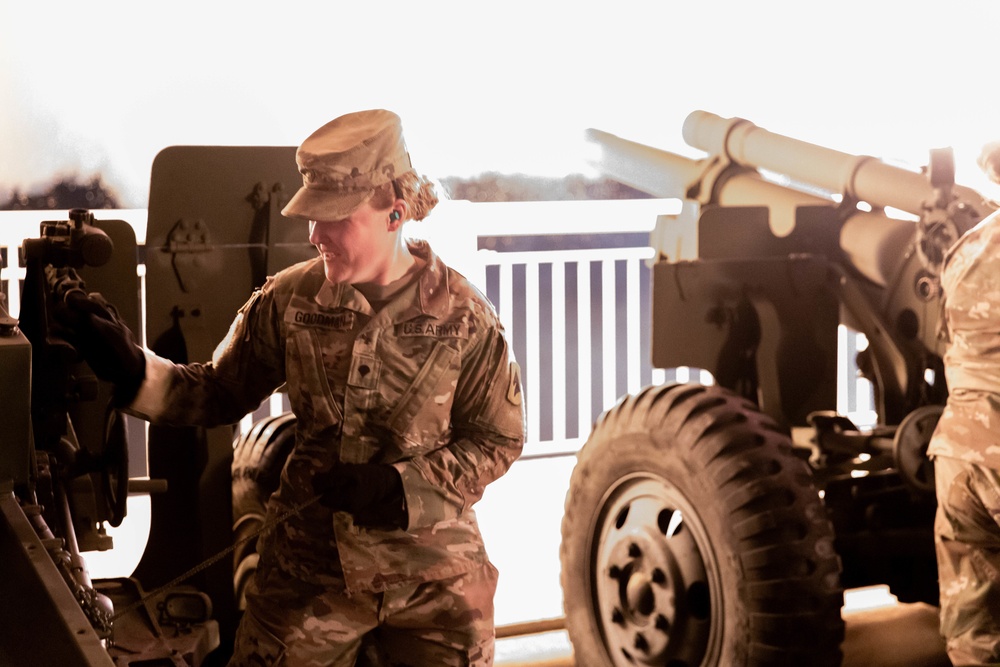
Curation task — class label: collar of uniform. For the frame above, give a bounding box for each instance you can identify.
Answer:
[408,239,451,320]
[314,279,375,314]
[308,240,449,318]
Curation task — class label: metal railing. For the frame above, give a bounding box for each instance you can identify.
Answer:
[422,198,714,459]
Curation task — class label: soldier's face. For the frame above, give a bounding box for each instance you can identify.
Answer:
[309,202,396,285]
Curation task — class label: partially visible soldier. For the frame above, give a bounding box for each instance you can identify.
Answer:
[928,139,1000,666]
[56,109,526,666]
[978,140,1000,187]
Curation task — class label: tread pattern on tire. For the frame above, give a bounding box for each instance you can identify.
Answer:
[560,383,845,667]
[230,412,297,606]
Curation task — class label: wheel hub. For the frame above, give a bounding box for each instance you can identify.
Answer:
[624,570,656,618]
[593,477,715,666]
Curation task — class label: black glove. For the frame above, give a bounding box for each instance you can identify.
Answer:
[312,463,406,529]
[51,270,146,406]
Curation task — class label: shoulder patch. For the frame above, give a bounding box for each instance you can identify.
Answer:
[507,362,522,406]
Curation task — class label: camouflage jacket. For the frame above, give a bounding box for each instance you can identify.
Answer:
[129,240,526,594]
[928,210,1000,468]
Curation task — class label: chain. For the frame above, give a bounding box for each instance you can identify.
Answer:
[110,494,323,622]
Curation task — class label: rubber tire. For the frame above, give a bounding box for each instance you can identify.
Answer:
[231,412,297,609]
[560,383,845,667]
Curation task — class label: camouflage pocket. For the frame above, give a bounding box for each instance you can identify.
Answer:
[386,341,459,444]
[943,463,1000,545]
[285,328,345,429]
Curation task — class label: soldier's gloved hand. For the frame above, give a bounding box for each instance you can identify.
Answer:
[51,271,146,406]
[312,463,406,529]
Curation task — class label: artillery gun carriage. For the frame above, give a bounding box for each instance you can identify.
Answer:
[0,146,312,665]
[0,209,221,665]
[559,111,997,666]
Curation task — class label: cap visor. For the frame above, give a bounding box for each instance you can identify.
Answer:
[281,187,373,221]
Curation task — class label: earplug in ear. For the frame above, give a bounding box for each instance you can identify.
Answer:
[390,211,401,222]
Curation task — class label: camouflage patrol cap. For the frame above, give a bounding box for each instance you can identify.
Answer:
[282,109,414,221]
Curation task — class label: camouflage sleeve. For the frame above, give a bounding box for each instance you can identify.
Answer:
[127,280,286,427]
[394,325,526,530]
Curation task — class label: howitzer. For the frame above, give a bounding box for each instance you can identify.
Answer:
[560,112,994,666]
[589,112,994,426]
[0,147,316,666]
[0,210,220,666]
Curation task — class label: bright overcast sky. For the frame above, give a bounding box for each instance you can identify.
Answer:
[2,0,1000,207]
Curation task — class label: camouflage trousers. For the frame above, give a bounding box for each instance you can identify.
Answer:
[228,561,499,666]
[934,454,1000,666]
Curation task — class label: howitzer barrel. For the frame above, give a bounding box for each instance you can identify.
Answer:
[683,110,991,217]
[587,113,997,289]
[585,127,827,216]
[584,129,708,199]
[587,125,908,261]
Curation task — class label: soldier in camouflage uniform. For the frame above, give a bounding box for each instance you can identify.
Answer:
[58,109,526,666]
[929,147,1000,665]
